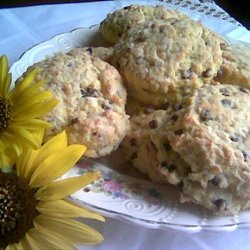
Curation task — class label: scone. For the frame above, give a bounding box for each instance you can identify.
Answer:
[214,43,250,88]
[166,84,250,215]
[83,46,114,63]
[122,110,191,185]
[25,48,129,158]
[100,4,188,44]
[113,18,223,106]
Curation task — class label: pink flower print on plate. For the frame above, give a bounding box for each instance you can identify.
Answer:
[102,179,123,193]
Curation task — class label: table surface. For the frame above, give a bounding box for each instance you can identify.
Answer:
[1,1,250,249]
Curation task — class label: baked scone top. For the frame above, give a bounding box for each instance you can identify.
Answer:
[26,48,130,158]
[113,18,223,106]
[100,4,188,44]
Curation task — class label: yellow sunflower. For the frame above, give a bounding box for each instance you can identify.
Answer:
[0,131,104,249]
[0,55,58,160]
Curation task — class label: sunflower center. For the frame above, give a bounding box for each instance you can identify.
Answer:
[0,171,38,248]
[0,98,12,133]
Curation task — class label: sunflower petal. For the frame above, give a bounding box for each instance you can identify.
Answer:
[12,91,54,114]
[32,130,68,167]
[36,199,104,221]
[0,153,14,170]
[13,99,58,120]
[12,87,54,114]
[16,237,32,250]
[8,125,41,149]
[10,80,45,107]
[26,227,76,250]
[0,132,23,157]
[35,172,99,200]
[0,55,11,96]
[35,215,104,245]
[30,129,45,146]
[16,148,38,179]
[29,145,86,187]
[13,119,50,130]
[1,74,12,97]
[6,244,18,250]
[8,67,38,100]
[13,243,24,250]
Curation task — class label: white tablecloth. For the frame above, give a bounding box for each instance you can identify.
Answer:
[1,1,250,249]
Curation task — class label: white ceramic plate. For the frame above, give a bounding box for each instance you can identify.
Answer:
[10,26,250,233]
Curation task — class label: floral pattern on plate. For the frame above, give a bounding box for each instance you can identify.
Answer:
[76,159,161,206]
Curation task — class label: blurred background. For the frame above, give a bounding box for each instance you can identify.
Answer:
[0,0,249,29]
[215,0,249,29]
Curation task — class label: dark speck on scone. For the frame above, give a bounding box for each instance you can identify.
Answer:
[149,119,158,129]
[200,108,213,121]
[221,99,232,106]
[81,87,99,98]
[219,87,231,96]
[210,175,221,186]
[213,199,227,211]
[174,129,183,135]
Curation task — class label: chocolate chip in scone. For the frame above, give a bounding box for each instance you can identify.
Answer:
[202,69,212,78]
[81,87,99,98]
[239,87,249,94]
[174,129,183,135]
[200,109,213,121]
[102,101,112,110]
[71,117,79,124]
[242,150,248,162]
[229,135,239,142]
[210,175,221,186]
[213,199,227,211]
[130,138,137,146]
[221,99,231,106]
[219,87,231,96]
[216,67,223,77]
[151,23,156,29]
[86,47,93,55]
[160,161,176,172]
[149,120,158,129]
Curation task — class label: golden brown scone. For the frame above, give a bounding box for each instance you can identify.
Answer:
[166,84,250,215]
[113,18,223,106]
[100,4,189,44]
[214,43,250,88]
[25,48,129,158]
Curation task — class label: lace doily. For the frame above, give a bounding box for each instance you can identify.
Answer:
[155,0,241,26]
